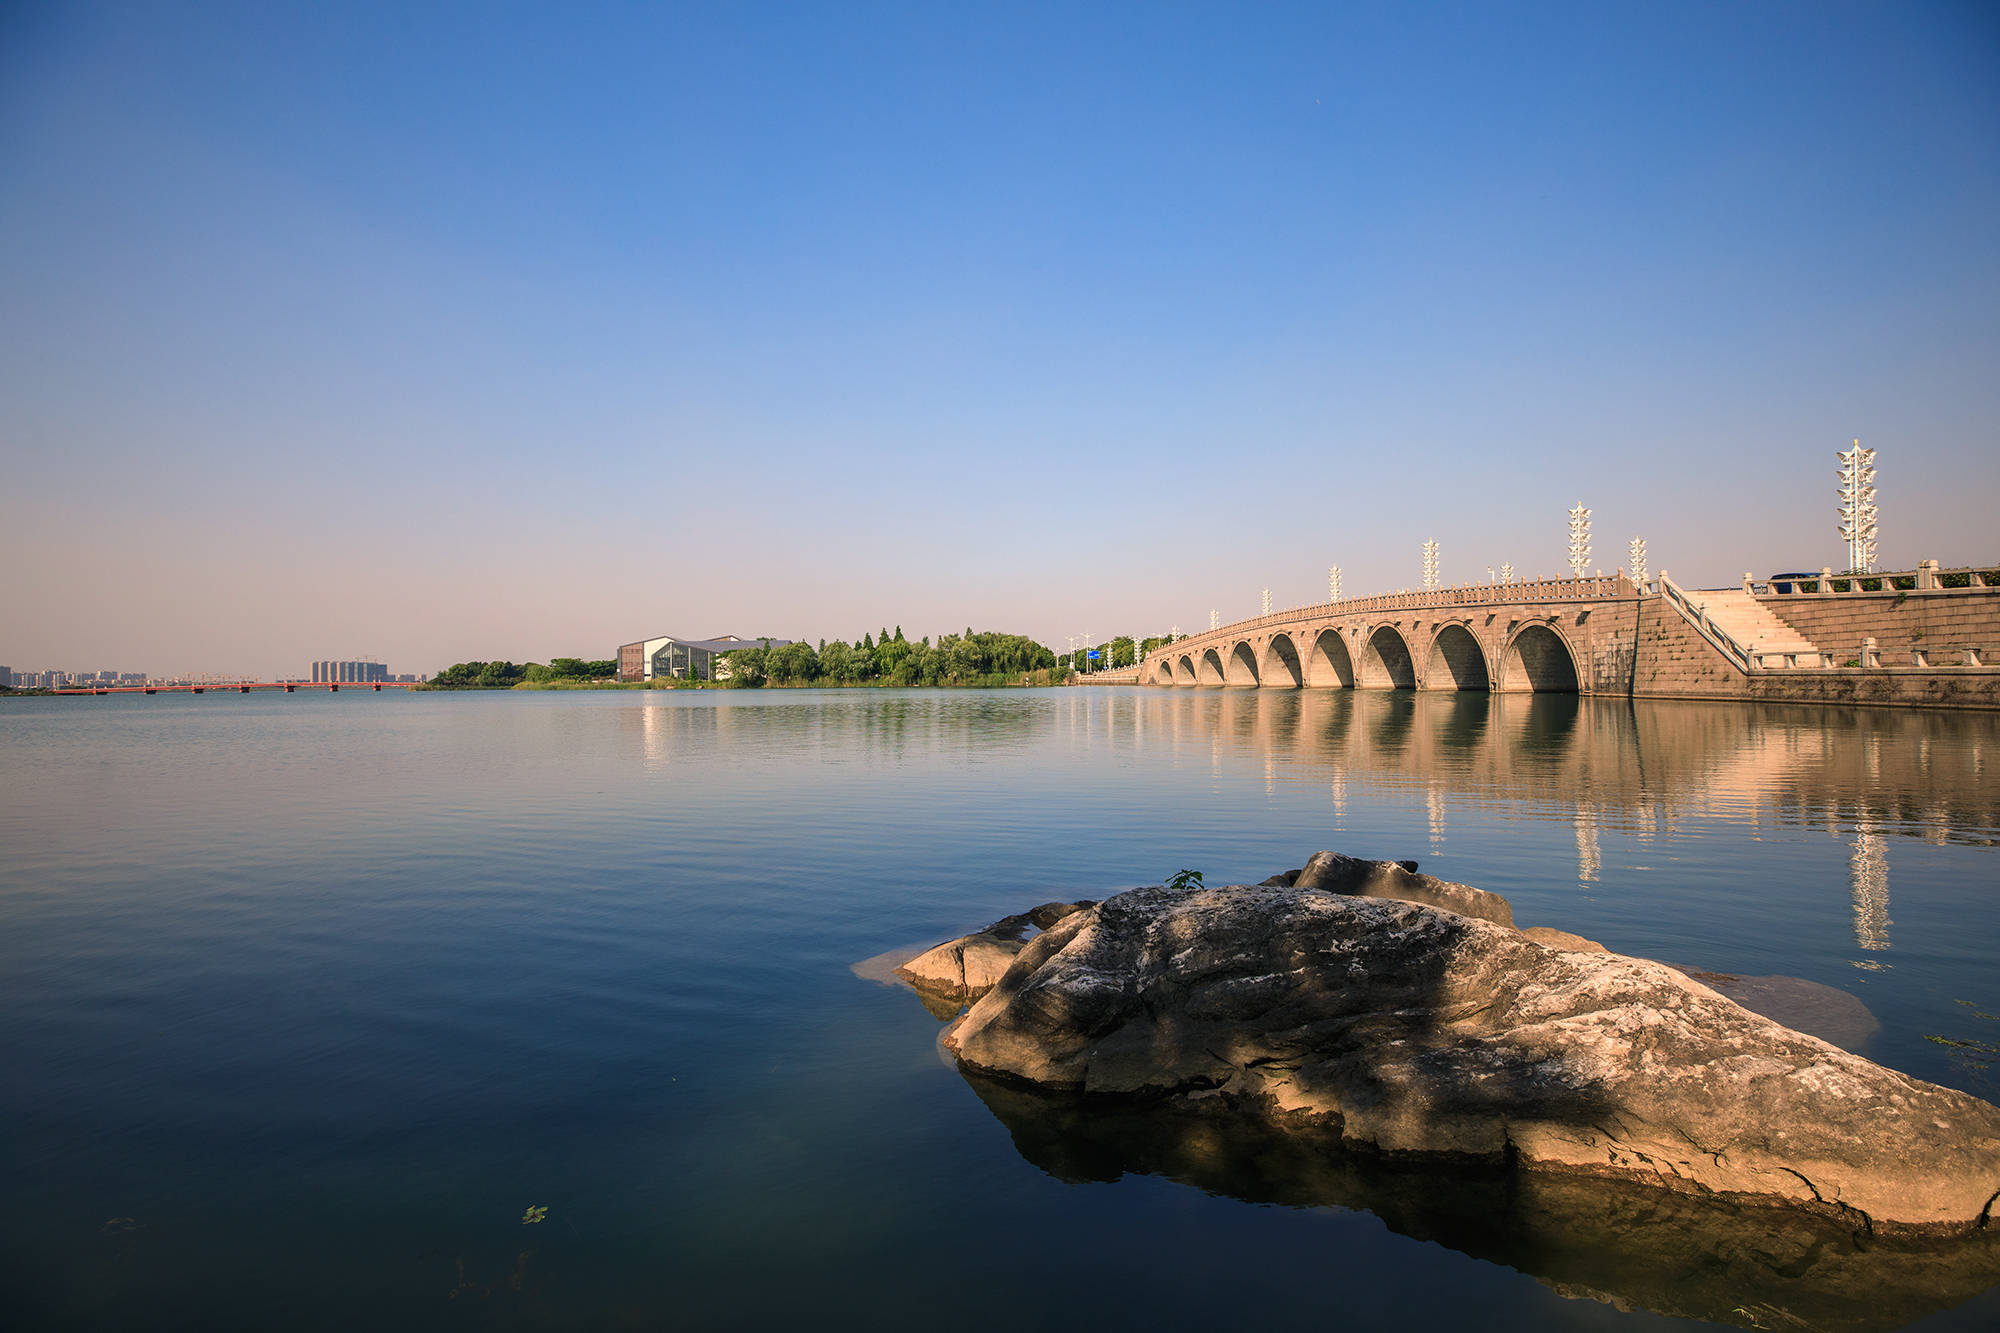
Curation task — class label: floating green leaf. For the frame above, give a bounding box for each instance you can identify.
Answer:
[521,1205,548,1225]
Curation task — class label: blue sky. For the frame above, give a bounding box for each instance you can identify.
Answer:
[3,1,1995,675]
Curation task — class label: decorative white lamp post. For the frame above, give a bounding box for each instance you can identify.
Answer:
[1567,503,1592,578]
[1422,539,1440,593]
[1261,587,1272,616]
[1501,562,1514,583]
[1838,440,1878,574]
[1327,565,1342,603]
[1209,608,1219,631]
[1628,538,1648,586]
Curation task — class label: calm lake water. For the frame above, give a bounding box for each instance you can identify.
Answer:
[3,687,1997,1331]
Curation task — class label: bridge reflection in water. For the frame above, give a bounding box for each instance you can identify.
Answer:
[620,688,1996,965]
[1053,688,1998,957]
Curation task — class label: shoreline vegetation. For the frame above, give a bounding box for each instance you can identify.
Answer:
[421,629,1187,691]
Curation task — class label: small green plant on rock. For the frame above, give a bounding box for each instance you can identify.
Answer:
[1164,868,1205,892]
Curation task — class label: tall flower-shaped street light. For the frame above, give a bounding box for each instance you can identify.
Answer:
[1421,540,1440,593]
[1567,503,1592,579]
[1328,565,1342,604]
[1629,538,1648,587]
[1838,440,1878,574]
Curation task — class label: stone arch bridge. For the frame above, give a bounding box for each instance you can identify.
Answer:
[1113,575,1641,694]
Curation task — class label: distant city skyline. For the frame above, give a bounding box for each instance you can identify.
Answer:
[3,2,1995,678]
[3,664,420,687]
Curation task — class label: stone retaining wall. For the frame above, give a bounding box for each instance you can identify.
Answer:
[1742,669,2000,710]
[1755,590,2000,664]
[1629,600,1749,699]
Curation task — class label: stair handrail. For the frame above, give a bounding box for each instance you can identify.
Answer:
[1659,573,1755,673]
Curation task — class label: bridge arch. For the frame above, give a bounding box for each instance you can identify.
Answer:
[1424,622,1491,691]
[1197,647,1226,687]
[1174,654,1197,687]
[1359,625,1417,690]
[1499,622,1581,693]
[1153,657,1176,686]
[1306,628,1355,688]
[1225,640,1261,687]
[1259,633,1303,689]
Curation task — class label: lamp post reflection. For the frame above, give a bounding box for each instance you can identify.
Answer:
[1851,813,1891,964]
[1575,801,1601,883]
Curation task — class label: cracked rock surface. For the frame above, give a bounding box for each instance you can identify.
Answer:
[936,872,2000,1233]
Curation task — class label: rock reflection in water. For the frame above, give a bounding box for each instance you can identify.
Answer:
[964,1073,2000,1332]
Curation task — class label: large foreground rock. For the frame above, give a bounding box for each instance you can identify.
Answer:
[944,881,2000,1232]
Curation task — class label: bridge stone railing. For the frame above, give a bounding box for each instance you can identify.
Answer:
[1745,560,2000,597]
[1159,573,1636,654]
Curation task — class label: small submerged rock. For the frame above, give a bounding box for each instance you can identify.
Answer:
[1667,966,1882,1054]
[893,853,2000,1235]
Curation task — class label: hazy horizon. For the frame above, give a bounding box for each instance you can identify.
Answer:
[4,2,1996,679]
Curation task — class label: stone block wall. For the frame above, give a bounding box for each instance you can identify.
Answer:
[1743,670,2000,710]
[1568,602,1640,696]
[1630,600,1749,699]
[1755,591,2000,664]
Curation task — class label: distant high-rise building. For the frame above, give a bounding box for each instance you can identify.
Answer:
[312,660,390,683]
[0,666,11,688]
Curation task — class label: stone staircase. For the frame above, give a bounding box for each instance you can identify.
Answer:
[1680,589,1823,667]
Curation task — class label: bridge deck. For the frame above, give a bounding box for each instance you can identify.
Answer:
[48,682,418,696]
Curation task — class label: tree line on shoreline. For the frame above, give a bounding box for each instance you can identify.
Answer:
[422,624,1194,690]
[422,629,1187,690]
[726,627,1056,687]
[426,658,616,689]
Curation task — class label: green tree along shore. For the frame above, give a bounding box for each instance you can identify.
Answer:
[423,629,1188,689]
[424,658,616,689]
[725,628,1057,688]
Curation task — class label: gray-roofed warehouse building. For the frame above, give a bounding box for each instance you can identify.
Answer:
[617,634,793,683]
